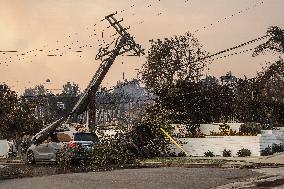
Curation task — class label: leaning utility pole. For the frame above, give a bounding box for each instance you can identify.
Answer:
[71,12,144,131]
[30,13,144,145]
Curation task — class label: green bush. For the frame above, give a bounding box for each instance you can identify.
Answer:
[239,122,262,136]
[260,146,273,156]
[272,143,284,153]
[237,148,251,157]
[260,144,284,156]
[204,150,214,157]
[222,149,232,157]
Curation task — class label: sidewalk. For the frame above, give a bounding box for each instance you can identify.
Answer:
[248,152,284,164]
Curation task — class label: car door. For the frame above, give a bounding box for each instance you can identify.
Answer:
[47,142,62,161]
[49,132,73,160]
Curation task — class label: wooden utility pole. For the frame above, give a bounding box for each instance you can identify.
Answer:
[71,13,144,132]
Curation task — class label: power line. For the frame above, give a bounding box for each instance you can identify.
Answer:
[191,34,271,63]
[193,1,265,33]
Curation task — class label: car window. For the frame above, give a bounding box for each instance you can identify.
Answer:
[74,133,99,143]
[56,133,72,142]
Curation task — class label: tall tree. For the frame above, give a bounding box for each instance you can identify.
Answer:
[252,26,284,125]
[141,32,209,95]
[0,84,43,139]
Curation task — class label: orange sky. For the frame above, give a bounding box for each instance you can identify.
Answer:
[0,0,283,94]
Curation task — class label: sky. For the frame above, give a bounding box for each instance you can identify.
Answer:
[0,0,283,94]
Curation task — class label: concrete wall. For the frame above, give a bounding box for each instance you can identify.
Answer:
[260,130,284,151]
[0,140,9,158]
[174,130,284,157]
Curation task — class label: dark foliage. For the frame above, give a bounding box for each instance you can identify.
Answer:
[253,26,284,56]
[141,32,208,95]
[0,84,43,139]
[204,151,215,157]
[261,143,284,156]
[239,123,262,136]
[222,149,232,157]
[272,143,284,153]
[261,146,273,156]
[236,148,251,157]
[58,105,176,167]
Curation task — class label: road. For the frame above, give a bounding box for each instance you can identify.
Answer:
[0,167,261,189]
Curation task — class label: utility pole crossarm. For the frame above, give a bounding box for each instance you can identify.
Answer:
[104,14,145,57]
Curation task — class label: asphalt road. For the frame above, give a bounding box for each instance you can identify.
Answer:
[0,167,261,189]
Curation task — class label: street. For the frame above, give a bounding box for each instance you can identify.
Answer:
[0,167,263,189]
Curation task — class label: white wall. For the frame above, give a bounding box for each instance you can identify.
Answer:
[173,130,284,157]
[0,140,9,158]
[177,136,261,156]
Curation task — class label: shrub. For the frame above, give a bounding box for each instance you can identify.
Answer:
[272,143,284,153]
[222,149,232,157]
[239,123,262,136]
[57,144,93,165]
[204,150,214,157]
[260,144,284,156]
[177,152,187,157]
[237,148,251,157]
[261,146,273,156]
[167,152,177,157]
[57,119,176,167]
[57,131,142,167]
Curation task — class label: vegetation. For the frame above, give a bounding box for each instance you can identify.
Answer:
[222,149,232,157]
[139,30,284,137]
[253,26,284,56]
[0,84,43,140]
[204,151,215,157]
[260,146,273,156]
[141,32,208,95]
[239,123,263,136]
[236,148,251,157]
[260,143,284,156]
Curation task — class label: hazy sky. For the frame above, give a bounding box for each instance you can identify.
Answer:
[0,0,283,94]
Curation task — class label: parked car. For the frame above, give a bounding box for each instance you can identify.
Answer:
[26,131,100,164]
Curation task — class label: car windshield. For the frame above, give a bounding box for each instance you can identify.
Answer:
[74,133,99,143]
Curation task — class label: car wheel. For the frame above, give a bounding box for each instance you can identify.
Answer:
[26,151,36,165]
